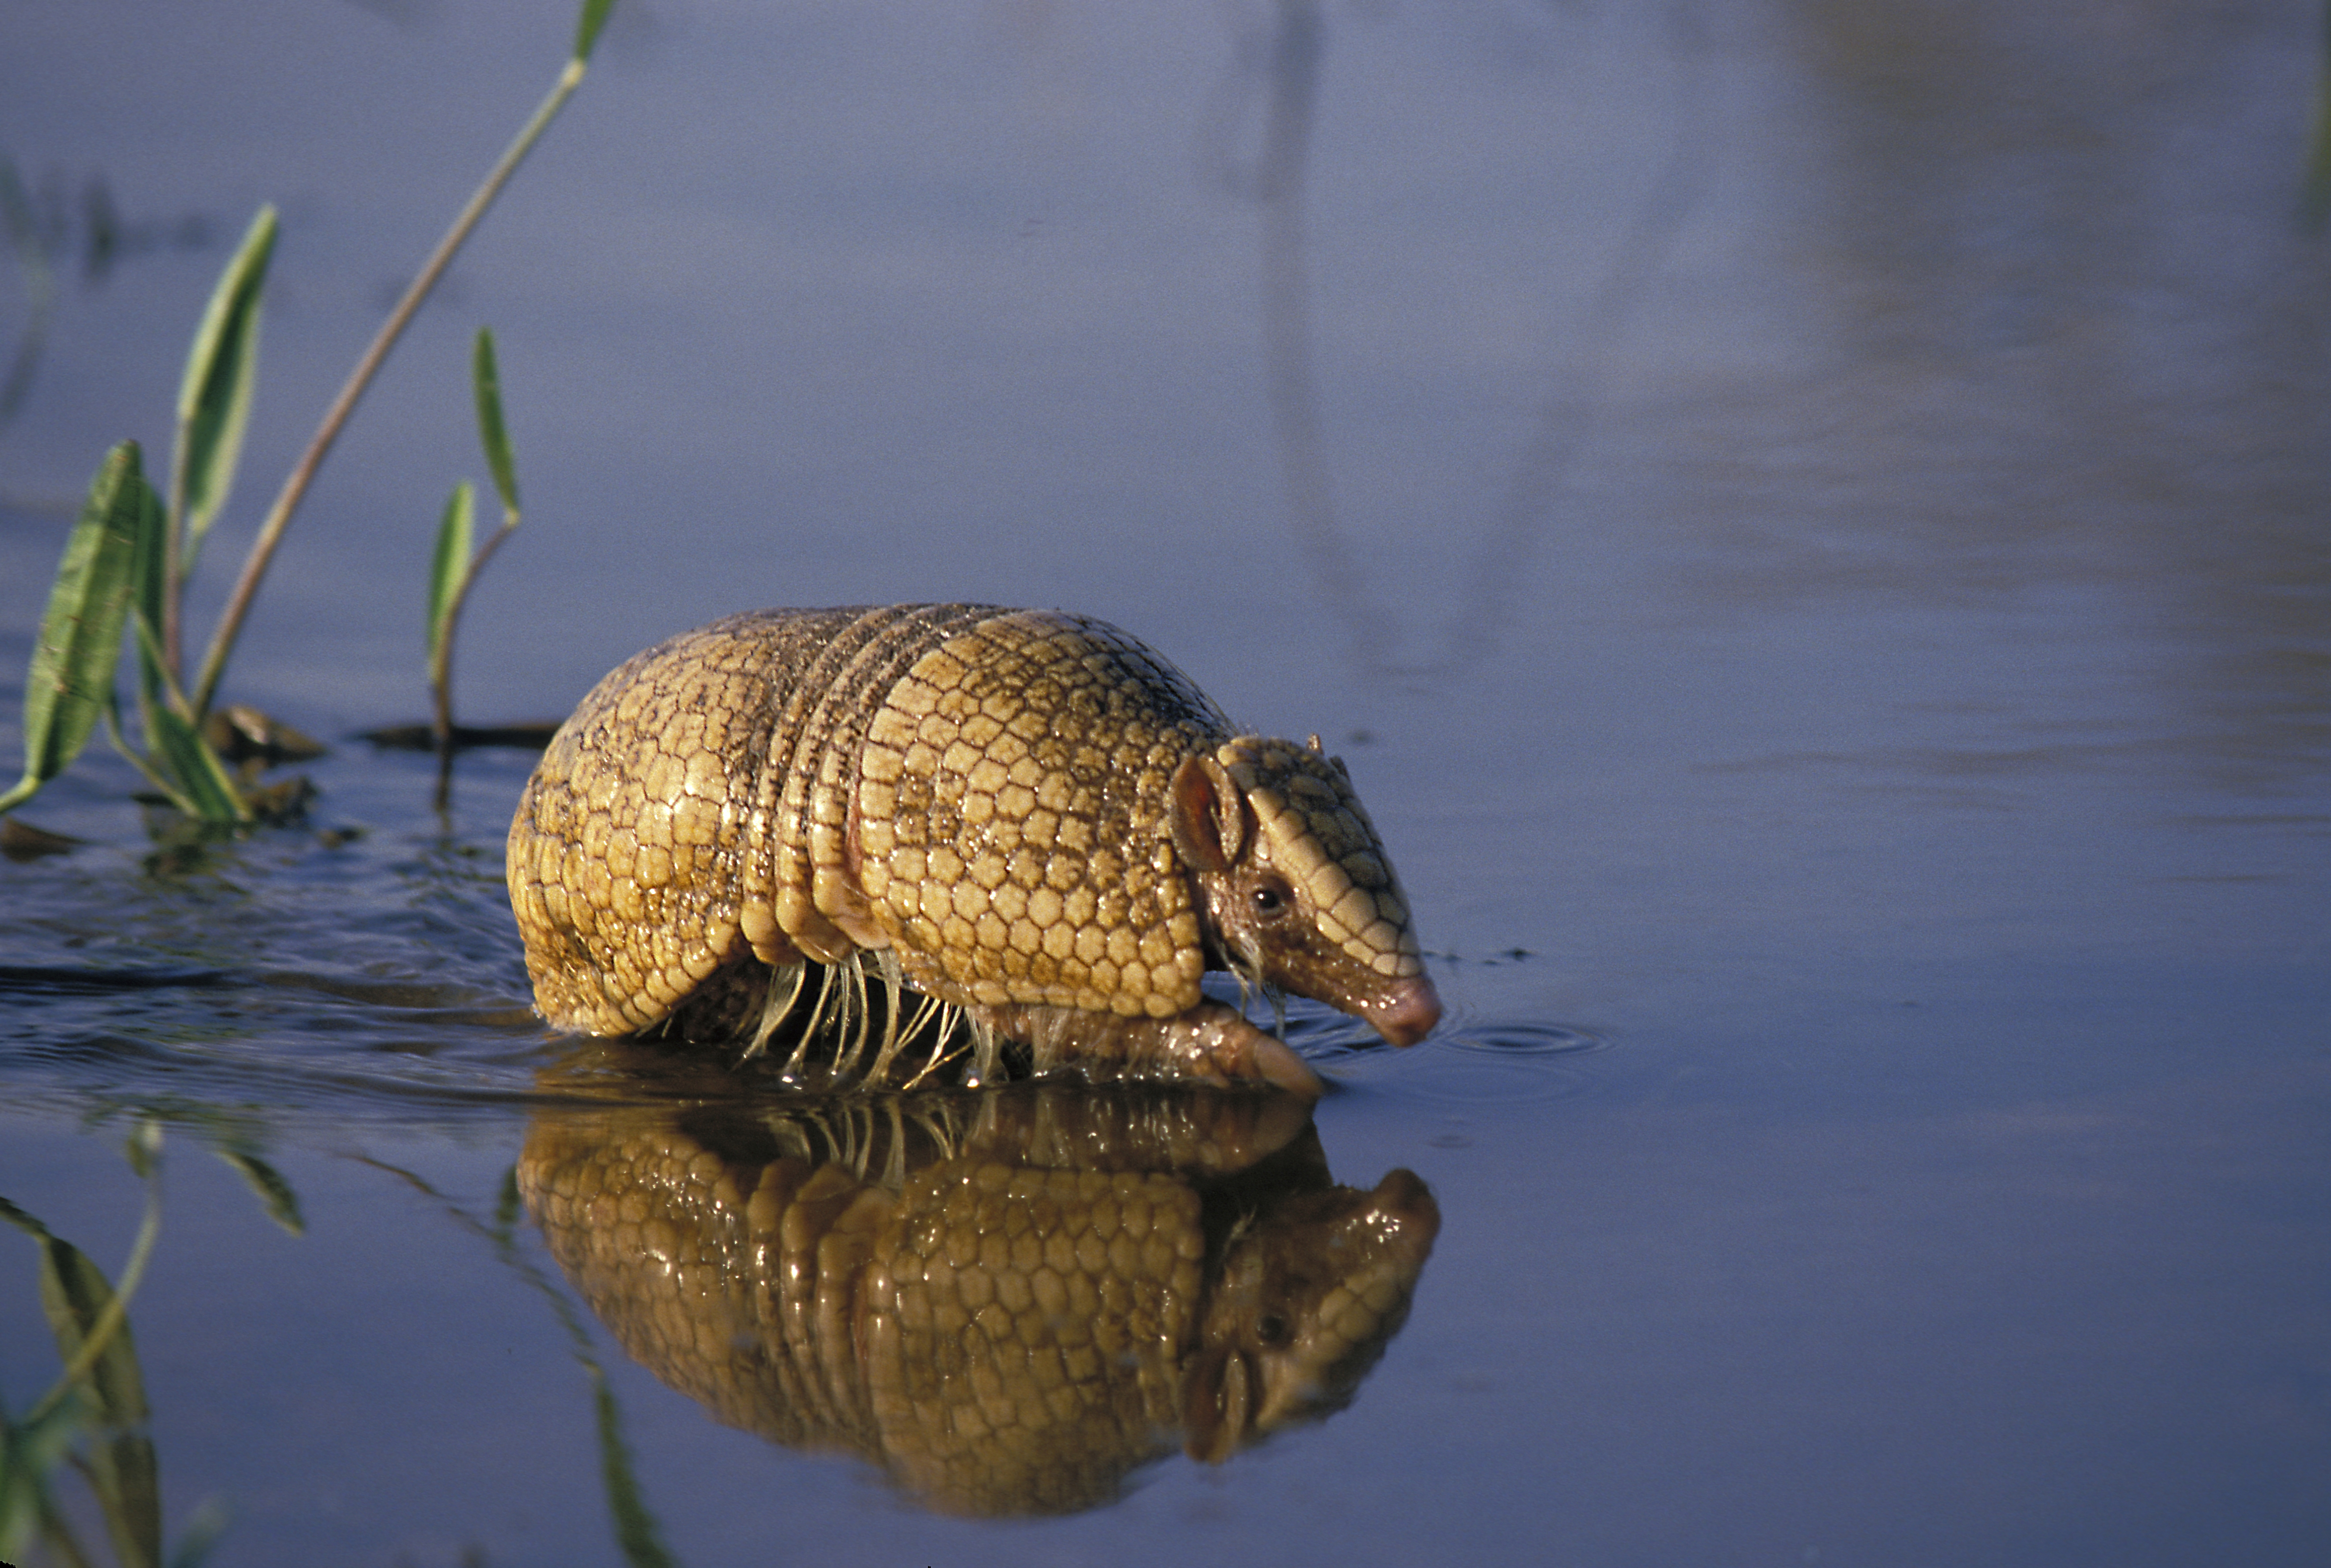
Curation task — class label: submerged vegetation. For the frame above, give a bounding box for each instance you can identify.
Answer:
[0,0,614,832]
[0,1123,300,1568]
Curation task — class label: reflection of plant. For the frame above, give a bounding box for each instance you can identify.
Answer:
[0,1122,296,1568]
[2307,0,2331,230]
[357,1156,679,1568]
[0,0,614,830]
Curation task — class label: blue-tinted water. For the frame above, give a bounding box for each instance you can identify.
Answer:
[2,2,2325,1564]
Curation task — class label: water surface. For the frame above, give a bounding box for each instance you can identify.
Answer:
[2,2,2325,1564]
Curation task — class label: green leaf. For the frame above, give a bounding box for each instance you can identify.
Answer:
[145,694,247,825]
[575,0,617,63]
[214,1150,304,1237]
[1,443,151,815]
[472,328,521,517]
[35,1230,160,1568]
[171,206,277,572]
[1,1396,87,1566]
[494,1164,524,1237]
[428,481,476,668]
[130,445,173,720]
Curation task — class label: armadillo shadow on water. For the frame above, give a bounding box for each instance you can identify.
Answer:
[506,605,1441,1094]
[518,1060,1442,1516]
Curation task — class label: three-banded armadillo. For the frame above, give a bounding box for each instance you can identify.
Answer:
[506,604,1440,1092]
[517,1078,1441,1515]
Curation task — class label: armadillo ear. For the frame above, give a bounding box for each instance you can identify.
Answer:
[1169,755,1248,872]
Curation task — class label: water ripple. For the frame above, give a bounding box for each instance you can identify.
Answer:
[1321,1017,1612,1103]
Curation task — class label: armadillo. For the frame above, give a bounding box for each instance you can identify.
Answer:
[517,1074,1441,1515]
[506,604,1440,1093]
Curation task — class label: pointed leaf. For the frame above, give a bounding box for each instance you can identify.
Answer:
[214,1150,304,1237]
[172,206,276,571]
[2,443,150,815]
[495,1164,524,1236]
[428,481,476,667]
[145,695,247,825]
[472,328,521,516]
[35,1231,160,1568]
[130,447,173,720]
[1,1397,87,1565]
[128,621,242,826]
[575,0,617,63]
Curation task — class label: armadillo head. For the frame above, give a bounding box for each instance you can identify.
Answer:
[1183,1164,1442,1462]
[1167,737,1441,1047]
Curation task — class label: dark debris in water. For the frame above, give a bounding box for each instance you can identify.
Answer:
[356,720,561,752]
[204,703,328,764]
[0,816,82,860]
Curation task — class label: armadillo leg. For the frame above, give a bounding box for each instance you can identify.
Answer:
[968,1002,1324,1098]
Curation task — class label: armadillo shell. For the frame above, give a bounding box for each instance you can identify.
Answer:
[507,605,1237,1038]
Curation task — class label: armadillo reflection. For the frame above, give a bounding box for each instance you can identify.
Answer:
[507,605,1441,1091]
[518,1072,1441,1515]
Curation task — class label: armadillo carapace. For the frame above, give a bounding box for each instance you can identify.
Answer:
[506,604,1440,1092]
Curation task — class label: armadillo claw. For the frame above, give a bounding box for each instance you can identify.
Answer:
[972,1002,1324,1099]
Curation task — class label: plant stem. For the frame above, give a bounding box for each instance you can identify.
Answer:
[430,511,519,811]
[190,55,589,719]
[430,512,521,745]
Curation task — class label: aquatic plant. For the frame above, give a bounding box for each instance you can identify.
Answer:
[426,327,527,808]
[0,0,615,828]
[0,1122,298,1568]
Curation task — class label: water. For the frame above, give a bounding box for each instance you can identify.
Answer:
[3,2,2326,1564]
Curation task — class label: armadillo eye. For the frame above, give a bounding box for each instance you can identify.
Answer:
[1251,877,1293,920]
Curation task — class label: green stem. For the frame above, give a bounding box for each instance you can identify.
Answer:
[430,510,521,748]
[102,706,200,817]
[162,433,191,687]
[190,55,589,719]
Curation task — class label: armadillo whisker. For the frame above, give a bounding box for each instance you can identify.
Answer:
[863,949,908,1085]
[833,953,874,1083]
[744,960,809,1062]
[899,997,961,1090]
[878,1100,909,1189]
[781,962,844,1080]
[966,1013,998,1088]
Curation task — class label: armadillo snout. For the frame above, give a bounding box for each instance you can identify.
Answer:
[1362,974,1441,1047]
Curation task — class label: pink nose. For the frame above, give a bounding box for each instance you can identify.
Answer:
[1366,974,1442,1047]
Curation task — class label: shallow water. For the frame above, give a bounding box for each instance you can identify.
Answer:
[2,2,2326,1564]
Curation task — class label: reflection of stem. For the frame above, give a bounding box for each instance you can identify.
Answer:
[353,1155,681,1568]
[0,159,59,437]
[1439,0,1715,678]
[191,57,590,720]
[2304,0,2331,229]
[1241,2,1716,688]
[1254,1,1400,676]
